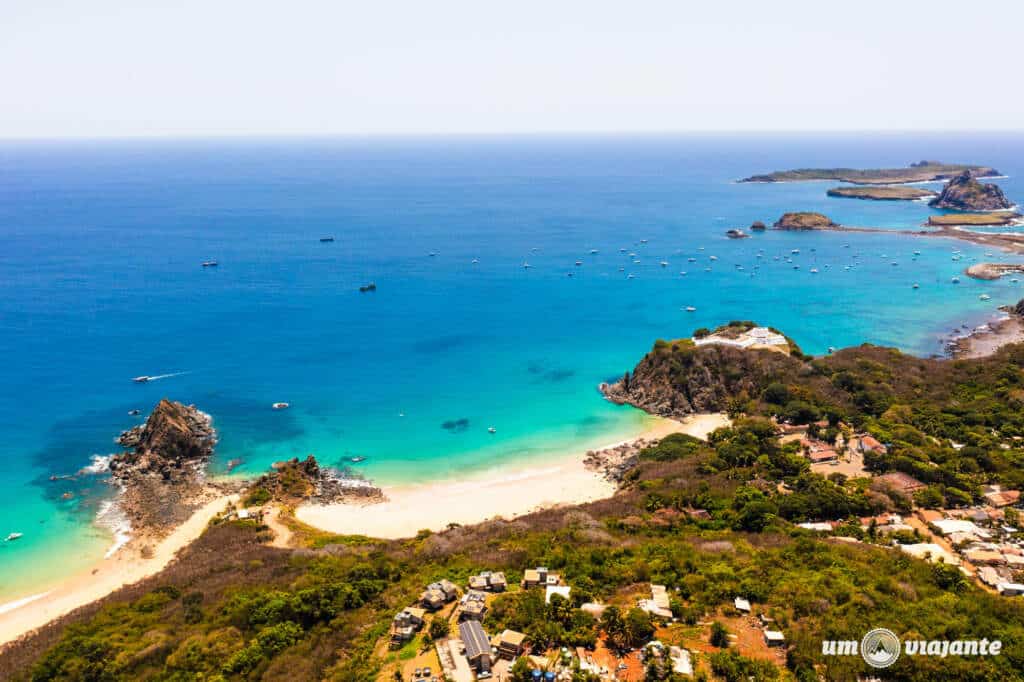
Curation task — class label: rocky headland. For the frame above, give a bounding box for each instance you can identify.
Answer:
[111,399,227,534]
[927,211,1021,227]
[965,263,1024,281]
[741,160,999,185]
[929,170,1013,211]
[827,186,935,201]
[773,211,837,230]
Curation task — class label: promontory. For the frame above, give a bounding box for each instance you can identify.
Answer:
[929,170,1013,211]
[773,212,838,230]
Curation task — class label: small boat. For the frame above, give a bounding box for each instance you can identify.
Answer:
[272,402,290,410]
[590,249,599,254]
[980,294,991,301]
[488,426,496,434]
[810,268,819,274]
[687,257,696,263]
[791,249,800,254]
[5,533,22,542]
[725,229,748,239]
[319,237,335,243]
[660,261,668,267]
[471,258,479,264]
[575,261,583,266]
[828,347,835,354]
[128,409,141,416]
[951,277,960,284]
[626,273,635,279]
[619,248,627,253]
[359,282,377,292]
[132,376,151,383]
[640,239,648,244]
[912,283,920,289]
[685,306,697,312]
[201,261,218,267]
[914,250,921,255]
[522,262,532,269]
[709,255,718,261]
[349,456,367,463]
[679,271,687,276]
[429,252,438,257]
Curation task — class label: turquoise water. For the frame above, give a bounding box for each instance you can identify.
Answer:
[2,133,1023,600]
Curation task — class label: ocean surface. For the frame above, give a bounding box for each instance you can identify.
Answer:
[2,133,1024,600]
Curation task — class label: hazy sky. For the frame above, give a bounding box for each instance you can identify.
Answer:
[3,0,1022,138]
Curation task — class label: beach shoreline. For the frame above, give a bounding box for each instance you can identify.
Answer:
[0,493,237,648]
[294,413,730,540]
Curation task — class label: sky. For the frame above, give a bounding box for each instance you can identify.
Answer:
[2,0,1022,138]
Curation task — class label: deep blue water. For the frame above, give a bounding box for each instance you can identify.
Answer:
[2,133,1023,598]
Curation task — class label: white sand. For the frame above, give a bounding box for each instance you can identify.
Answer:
[0,494,236,647]
[296,413,729,539]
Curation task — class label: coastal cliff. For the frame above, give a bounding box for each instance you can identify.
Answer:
[600,336,804,418]
[929,171,1013,211]
[111,399,220,533]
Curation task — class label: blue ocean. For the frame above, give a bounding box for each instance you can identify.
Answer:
[2,133,1023,599]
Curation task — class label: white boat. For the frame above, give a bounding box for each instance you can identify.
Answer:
[660,261,668,267]
[791,249,800,254]
[810,268,818,273]
[626,273,635,279]
[980,294,991,301]
[201,261,218,267]
[685,306,696,312]
[590,249,599,254]
[132,376,151,383]
[951,277,960,284]
[488,426,496,434]
[709,255,718,261]
[640,239,648,244]
[471,258,479,264]
[5,533,22,542]
[522,262,532,269]
[913,283,920,289]
[272,402,290,410]
[575,260,583,266]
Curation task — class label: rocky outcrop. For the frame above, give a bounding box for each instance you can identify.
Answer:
[929,171,1012,211]
[750,221,766,231]
[600,339,804,419]
[249,456,385,506]
[826,186,935,201]
[111,399,218,532]
[773,212,837,230]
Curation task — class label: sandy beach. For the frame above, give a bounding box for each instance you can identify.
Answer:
[955,315,1024,358]
[0,494,236,648]
[295,413,729,540]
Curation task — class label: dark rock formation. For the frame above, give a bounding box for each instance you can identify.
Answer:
[749,221,766,231]
[773,212,838,230]
[111,399,219,532]
[929,171,1012,211]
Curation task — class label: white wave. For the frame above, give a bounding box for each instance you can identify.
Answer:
[145,370,190,382]
[0,591,53,615]
[79,453,114,475]
[95,499,132,559]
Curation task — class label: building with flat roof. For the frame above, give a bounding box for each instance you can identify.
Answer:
[497,630,526,659]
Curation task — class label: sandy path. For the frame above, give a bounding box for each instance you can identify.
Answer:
[296,413,729,540]
[0,494,236,647]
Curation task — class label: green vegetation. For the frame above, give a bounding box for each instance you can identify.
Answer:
[826,186,935,201]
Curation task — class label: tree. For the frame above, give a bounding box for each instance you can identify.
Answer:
[710,621,729,648]
[428,618,450,642]
[623,608,655,648]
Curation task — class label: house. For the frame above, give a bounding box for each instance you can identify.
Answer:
[998,583,1024,596]
[899,543,960,565]
[497,629,526,659]
[874,472,925,497]
[985,490,1022,508]
[389,607,426,649]
[978,566,1005,587]
[460,590,488,621]
[459,620,493,677]
[734,596,751,613]
[580,602,607,618]
[858,436,889,455]
[545,585,572,604]
[693,326,788,351]
[639,584,673,619]
[468,571,507,592]
[764,630,786,647]
[932,519,989,539]
[668,646,693,676]
[964,548,1004,566]
[797,522,835,532]
[420,579,459,610]
[801,438,839,463]
[522,567,560,588]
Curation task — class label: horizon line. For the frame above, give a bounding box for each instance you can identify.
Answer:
[3,128,1024,143]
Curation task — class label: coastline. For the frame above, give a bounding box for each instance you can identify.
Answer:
[294,413,729,539]
[951,313,1024,359]
[0,493,237,648]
